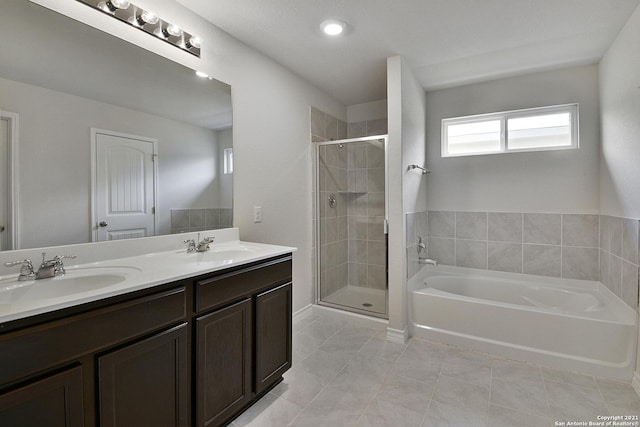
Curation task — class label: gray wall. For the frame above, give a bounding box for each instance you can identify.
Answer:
[425,65,600,214]
[599,4,640,220]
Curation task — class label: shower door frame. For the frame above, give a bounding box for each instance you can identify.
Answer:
[314,135,389,319]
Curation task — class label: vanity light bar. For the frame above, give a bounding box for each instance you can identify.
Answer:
[76,0,201,58]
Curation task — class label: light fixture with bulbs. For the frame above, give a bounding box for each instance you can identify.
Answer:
[76,0,202,57]
[320,19,347,36]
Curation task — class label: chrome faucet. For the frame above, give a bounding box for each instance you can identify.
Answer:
[419,258,438,266]
[4,253,76,280]
[35,253,76,279]
[196,235,215,252]
[184,234,215,253]
[3,259,35,281]
[184,239,197,253]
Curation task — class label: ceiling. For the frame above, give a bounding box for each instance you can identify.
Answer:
[179,0,640,106]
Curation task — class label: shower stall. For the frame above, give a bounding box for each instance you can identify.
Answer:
[315,136,388,318]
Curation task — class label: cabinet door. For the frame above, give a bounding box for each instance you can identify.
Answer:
[196,298,252,427]
[0,366,84,427]
[98,323,189,427]
[255,282,292,394]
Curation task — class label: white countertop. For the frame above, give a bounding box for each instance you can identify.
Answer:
[0,238,295,325]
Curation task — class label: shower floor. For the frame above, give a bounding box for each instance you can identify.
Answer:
[322,285,387,315]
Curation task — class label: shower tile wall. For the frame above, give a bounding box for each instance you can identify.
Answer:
[423,211,640,310]
[170,208,232,234]
[311,107,388,299]
[346,141,386,291]
[311,107,348,299]
[347,119,388,138]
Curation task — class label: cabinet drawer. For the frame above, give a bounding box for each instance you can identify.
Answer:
[0,287,186,387]
[196,256,292,313]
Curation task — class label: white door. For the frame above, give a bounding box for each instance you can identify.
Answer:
[93,129,157,242]
[0,118,7,250]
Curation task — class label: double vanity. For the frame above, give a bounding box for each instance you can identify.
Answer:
[0,228,295,427]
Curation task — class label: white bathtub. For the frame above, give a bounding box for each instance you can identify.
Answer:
[408,265,637,381]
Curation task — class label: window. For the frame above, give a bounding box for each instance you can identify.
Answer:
[223,148,233,174]
[441,104,578,157]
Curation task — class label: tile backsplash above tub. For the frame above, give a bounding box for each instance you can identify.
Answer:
[407,211,640,311]
[171,208,232,234]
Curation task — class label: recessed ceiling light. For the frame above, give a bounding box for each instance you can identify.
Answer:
[321,19,346,36]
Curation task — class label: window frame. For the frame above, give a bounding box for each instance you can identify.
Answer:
[441,103,579,158]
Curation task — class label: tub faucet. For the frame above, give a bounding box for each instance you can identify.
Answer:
[417,236,426,254]
[419,258,438,266]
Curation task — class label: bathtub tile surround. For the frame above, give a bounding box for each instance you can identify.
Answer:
[232,308,640,426]
[427,211,599,279]
[421,211,640,310]
[170,208,232,233]
[600,215,640,310]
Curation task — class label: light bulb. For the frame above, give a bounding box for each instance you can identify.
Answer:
[164,23,183,38]
[98,0,130,13]
[187,36,202,49]
[321,19,346,36]
[140,10,159,25]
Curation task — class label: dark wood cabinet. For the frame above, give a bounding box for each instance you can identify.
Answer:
[255,282,292,394]
[196,299,252,427]
[98,323,189,427]
[0,366,84,427]
[0,253,293,427]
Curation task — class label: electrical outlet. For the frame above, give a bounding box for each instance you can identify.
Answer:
[253,206,262,223]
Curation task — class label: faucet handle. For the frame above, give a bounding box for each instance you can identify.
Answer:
[4,259,35,280]
[184,239,196,253]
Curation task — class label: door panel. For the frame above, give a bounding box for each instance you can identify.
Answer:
[94,130,157,242]
[196,299,252,427]
[98,324,189,427]
[255,282,292,394]
[0,366,84,427]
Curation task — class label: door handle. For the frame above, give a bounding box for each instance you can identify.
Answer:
[98,221,108,227]
[0,226,4,232]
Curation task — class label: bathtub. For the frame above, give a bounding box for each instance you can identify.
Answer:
[408,265,637,381]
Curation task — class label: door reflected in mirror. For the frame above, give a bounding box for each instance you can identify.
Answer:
[0,0,233,251]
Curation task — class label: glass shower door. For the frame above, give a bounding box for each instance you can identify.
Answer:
[316,136,387,318]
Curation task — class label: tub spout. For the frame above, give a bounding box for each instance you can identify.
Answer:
[419,258,438,266]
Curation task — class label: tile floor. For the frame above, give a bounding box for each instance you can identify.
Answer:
[231,309,640,426]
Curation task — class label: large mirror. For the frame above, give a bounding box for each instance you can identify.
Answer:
[0,0,233,251]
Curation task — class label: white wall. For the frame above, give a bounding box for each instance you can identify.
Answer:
[31,0,346,312]
[386,56,427,338]
[0,76,219,248]
[599,4,640,219]
[347,100,388,123]
[425,65,601,214]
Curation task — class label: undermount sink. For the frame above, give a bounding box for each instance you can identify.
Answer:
[0,266,141,303]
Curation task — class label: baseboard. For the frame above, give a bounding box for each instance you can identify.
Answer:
[293,304,313,319]
[386,327,409,344]
[632,371,640,397]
